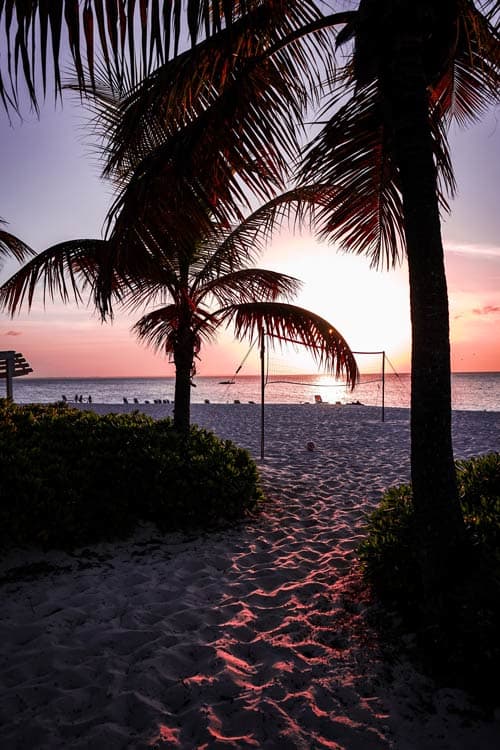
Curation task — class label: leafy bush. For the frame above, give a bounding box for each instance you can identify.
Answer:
[0,400,263,550]
[358,452,500,704]
[357,483,421,610]
[457,452,500,559]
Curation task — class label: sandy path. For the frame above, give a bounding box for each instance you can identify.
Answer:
[0,405,498,749]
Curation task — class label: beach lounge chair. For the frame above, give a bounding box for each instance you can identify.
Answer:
[314,394,324,404]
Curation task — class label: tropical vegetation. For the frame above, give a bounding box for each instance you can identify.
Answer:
[358,451,500,705]
[0,399,264,550]
[0,219,33,272]
[0,185,359,432]
[1,0,499,652]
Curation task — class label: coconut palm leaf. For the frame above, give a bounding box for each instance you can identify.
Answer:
[430,4,500,126]
[0,220,35,267]
[0,0,332,116]
[90,3,327,183]
[299,74,459,270]
[133,303,219,353]
[193,184,337,285]
[100,183,334,315]
[196,268,302,309]
[0,238,110,315]
[95,60,315,246]
[300,81,406,268]
[298,1,499,273]
[220,301,359,387]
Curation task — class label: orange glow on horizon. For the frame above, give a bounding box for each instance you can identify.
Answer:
[2,235,499,378]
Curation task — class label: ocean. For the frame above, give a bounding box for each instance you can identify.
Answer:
[4,372,499,412]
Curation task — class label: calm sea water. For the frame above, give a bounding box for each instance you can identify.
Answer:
[5,372,499,412]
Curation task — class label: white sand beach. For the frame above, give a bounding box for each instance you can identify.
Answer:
[0,403,499,749]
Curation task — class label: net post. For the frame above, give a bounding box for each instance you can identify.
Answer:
[260,326,265,460]
[381,350,385,422]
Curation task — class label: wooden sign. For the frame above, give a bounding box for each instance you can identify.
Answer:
[0,350,33,399]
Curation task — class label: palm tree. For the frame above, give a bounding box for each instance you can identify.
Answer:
[298,1,500,597]
[0,191,358,433]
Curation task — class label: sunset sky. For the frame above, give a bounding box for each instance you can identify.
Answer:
[0,77,499,378]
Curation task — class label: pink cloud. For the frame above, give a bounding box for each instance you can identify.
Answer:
[4,330,22,336]
[472,305,500,316]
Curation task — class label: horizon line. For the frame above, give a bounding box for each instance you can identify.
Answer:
[19,370,500,380]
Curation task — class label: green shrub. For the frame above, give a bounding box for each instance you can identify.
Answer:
[357,452,500,704]
[0,400,263,550]
[357,483,422,610]
[457,452,500,561]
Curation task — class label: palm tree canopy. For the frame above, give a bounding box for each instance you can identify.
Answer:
[92,183,340,320]
[299,0,500,268]
[76,4,337,259]
[2,1,498,116]
[0,0,332,116]
[5,2,496,279]
[134,295,359,389]
[0,193,359,392]
[69,0,498,276]
[0,238,111,314]
[222,301,358,386]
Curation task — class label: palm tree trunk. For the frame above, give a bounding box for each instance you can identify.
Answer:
[173,335,195,433]
[385,32,465,597]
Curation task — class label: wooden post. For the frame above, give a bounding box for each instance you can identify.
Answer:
[381,350,385,423]
[5,351,14,400]
[260,326,265,460]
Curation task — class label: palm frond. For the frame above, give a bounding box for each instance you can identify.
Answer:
[300,81,406,269]
[430,3,500,126]
[220,301,359,388]
[198,268,302,308]
[80,2,327,182]
[111,270,179,315]
[0,220,36,267]
[80,3,339,246]
[94,63,310,243]
[0,239,109,315]
[132,304,180,355]
[92,218,193,317]
[132,302,219,353]
[192,184,338,285]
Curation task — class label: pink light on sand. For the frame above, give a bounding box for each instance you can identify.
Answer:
[149,725,180,746]
[0,405,498,748]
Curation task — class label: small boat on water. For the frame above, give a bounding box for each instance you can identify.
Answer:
[219,379,235,385]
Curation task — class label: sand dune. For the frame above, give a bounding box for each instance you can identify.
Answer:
[0,405,499,748]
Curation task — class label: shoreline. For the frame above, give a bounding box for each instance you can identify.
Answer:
[1,404,499,748]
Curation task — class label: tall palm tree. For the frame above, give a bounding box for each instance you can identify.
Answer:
[0,190,358,433]
[298,1,500,596]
